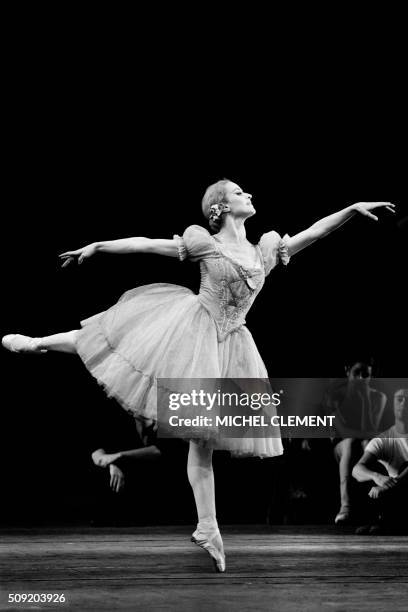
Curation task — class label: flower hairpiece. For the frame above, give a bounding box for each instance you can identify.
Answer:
[209,203,224,221]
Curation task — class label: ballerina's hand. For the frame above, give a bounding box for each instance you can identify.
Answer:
[59,243,98,267]
[353,202,396,221]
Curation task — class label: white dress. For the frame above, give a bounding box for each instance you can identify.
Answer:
[75,225,290,457]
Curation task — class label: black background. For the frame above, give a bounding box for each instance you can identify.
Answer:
[1,12,406,524]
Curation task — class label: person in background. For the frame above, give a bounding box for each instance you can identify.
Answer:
[90,415,162,525]
[324,360,387,524]
[352,387,408,534]
[90,414,188,525]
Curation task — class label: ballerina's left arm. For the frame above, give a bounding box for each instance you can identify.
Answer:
[285,202,396,257]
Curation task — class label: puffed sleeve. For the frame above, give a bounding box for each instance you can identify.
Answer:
[173,225,216,262]
[258,230,291,276]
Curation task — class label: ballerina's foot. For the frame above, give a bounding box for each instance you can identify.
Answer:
[191,527,226,573]
[2,334,47,354]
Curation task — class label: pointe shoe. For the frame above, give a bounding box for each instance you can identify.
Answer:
[2,334,47,354]
[191,526,226,573]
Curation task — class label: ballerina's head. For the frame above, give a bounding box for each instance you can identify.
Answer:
[202,179,255,232]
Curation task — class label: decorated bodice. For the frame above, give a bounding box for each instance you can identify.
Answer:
[174,225,290,341]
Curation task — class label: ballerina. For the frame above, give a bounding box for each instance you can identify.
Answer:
[2,179,395,572]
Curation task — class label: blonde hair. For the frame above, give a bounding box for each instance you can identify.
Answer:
[201,179,231,232]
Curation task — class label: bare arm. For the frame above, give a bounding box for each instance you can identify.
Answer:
[286,202,395,257]
[60,236,180,266]
[116,445,161,461]
[92,446,161,468]
[370,391,387,432]
[352,450,397,487]
[95,238,179,257]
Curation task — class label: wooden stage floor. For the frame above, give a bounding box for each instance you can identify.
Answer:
[1,526,407,611]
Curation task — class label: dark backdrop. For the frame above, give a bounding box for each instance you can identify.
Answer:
[1,32,406,525]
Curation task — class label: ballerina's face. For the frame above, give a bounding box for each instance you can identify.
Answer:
[224,182,256,219]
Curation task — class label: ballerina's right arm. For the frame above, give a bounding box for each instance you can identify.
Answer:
[59,237,179,266]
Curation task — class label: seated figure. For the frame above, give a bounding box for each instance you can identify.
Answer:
[352,388,408,534]
[323,360,387,524]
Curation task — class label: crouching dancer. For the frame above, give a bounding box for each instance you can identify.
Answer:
[352,388,408,534]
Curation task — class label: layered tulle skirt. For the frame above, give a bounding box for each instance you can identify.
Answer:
[76,283,283,458]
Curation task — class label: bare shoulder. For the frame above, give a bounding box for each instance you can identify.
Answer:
[369,388,387,403]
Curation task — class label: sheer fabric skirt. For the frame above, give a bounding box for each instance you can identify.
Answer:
[76,283,283,458]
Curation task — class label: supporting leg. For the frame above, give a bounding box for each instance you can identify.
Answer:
[187,440,225,572]
[187,440,216,521]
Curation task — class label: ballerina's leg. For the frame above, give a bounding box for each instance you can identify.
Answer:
[187,440,216,520]
[2,330,80,354]
[37,330,80,353]
[187,440,225,572]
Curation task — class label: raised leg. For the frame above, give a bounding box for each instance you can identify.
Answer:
[37,330,80,354]
[2,330,80,354]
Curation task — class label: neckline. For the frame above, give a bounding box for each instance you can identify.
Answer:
[212,236,264,272]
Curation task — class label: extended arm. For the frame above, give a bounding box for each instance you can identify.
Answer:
[286,202,395,257]
[60,236,179,266]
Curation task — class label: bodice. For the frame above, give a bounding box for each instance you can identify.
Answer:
[197,241,265,340]
[174,224,290,342]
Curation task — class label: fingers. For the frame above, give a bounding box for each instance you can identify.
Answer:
[61,257,74,268]
[372,202,396,212]
[366,213,378,221]
[59,250,88,267]
[384,477,398,489]
[111,473,123,493]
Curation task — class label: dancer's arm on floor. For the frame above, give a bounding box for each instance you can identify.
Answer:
[285,202,395,257]
[60,237,179,265]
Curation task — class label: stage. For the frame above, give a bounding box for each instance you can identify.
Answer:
[1,526,407,611]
